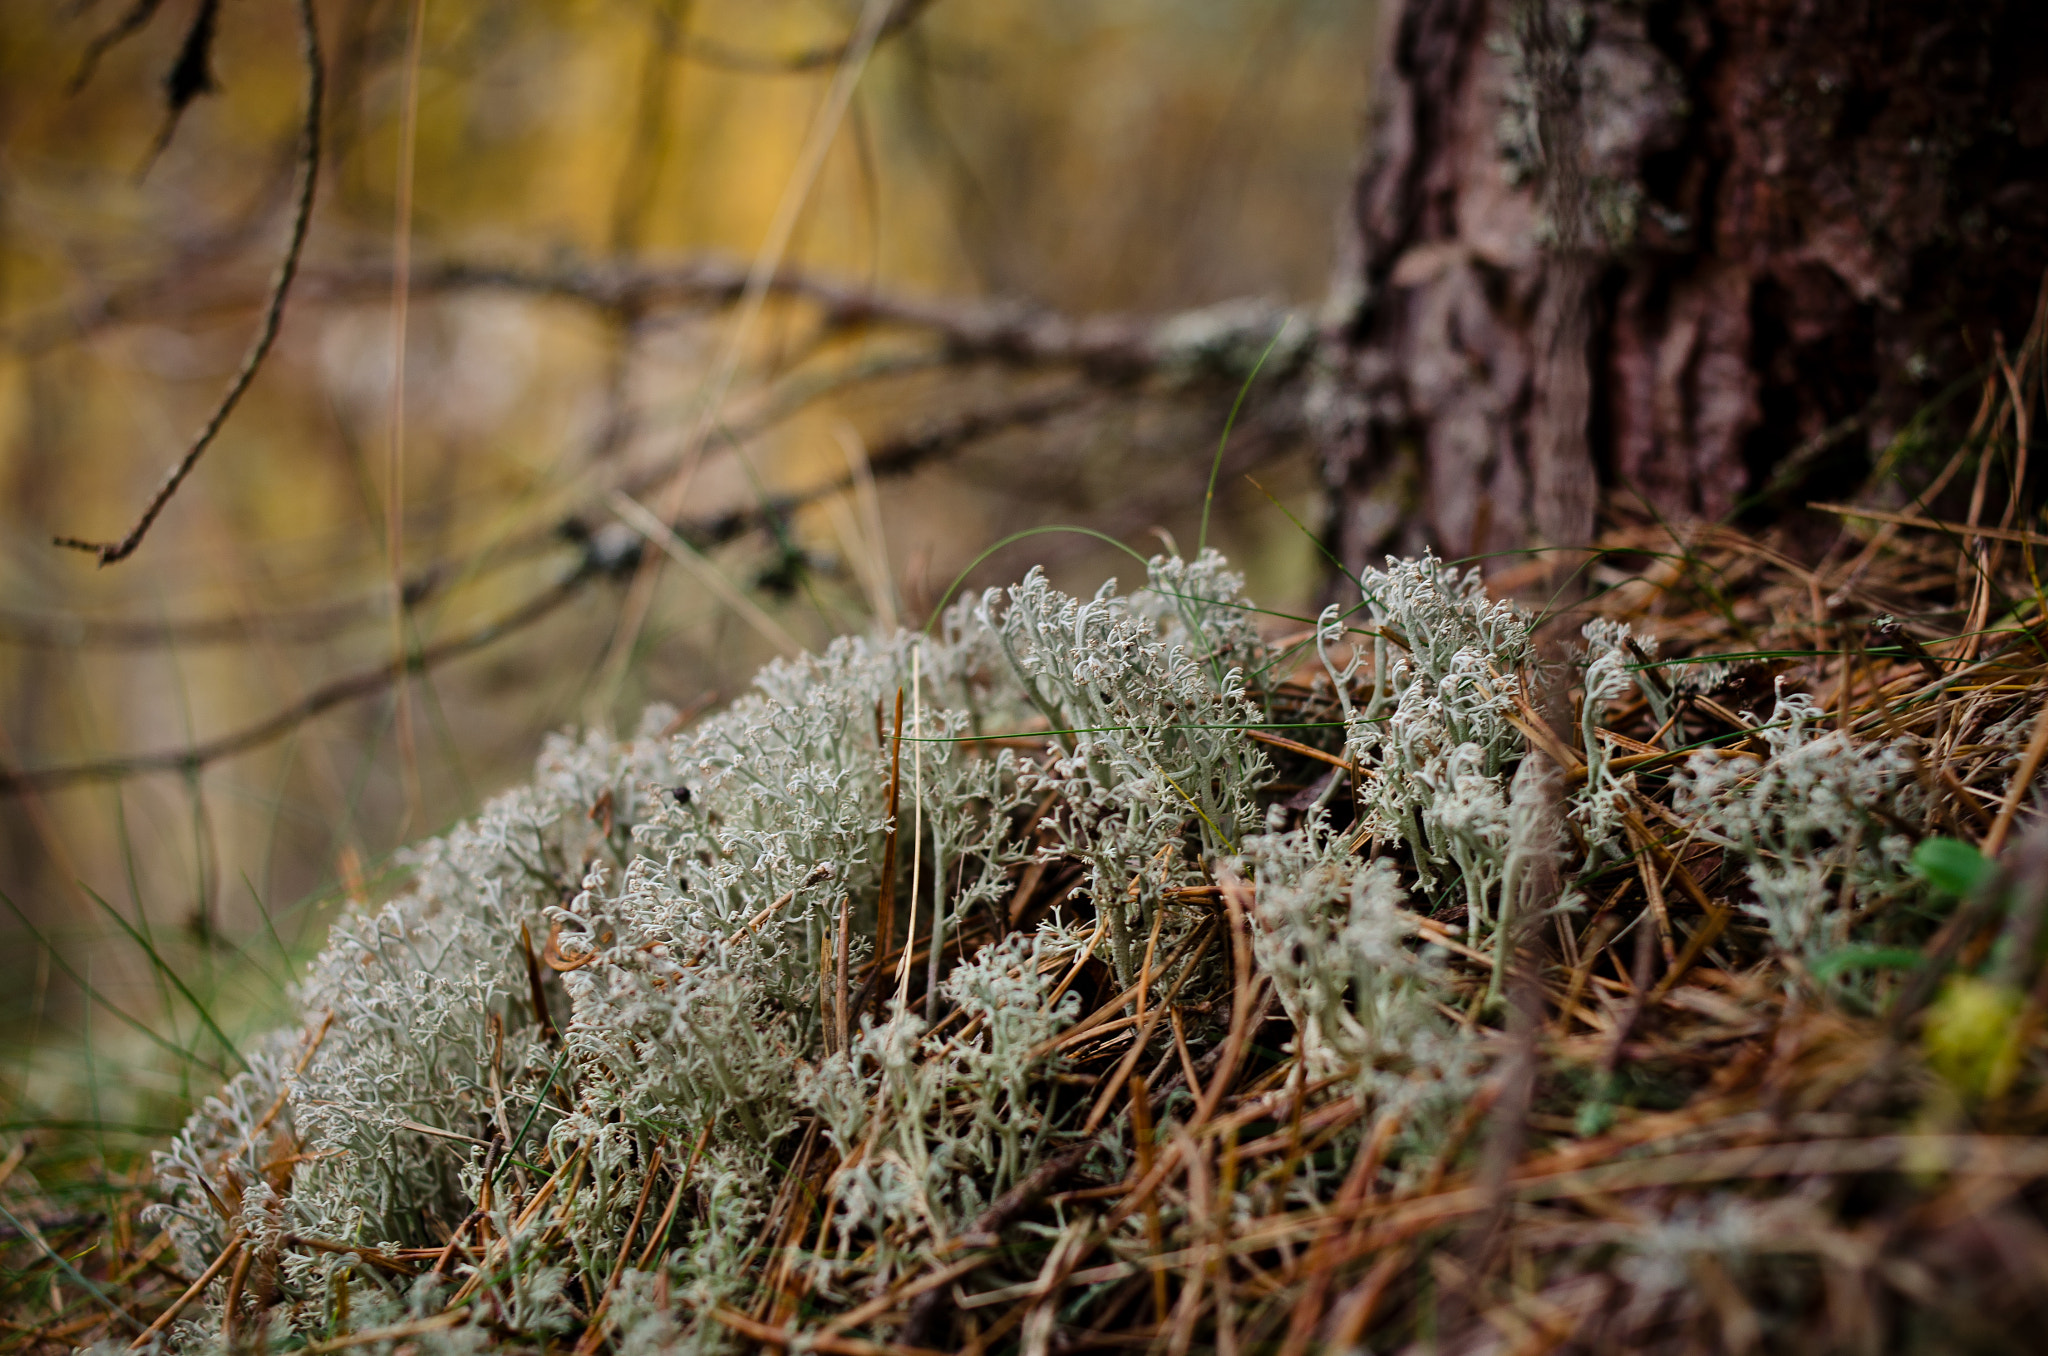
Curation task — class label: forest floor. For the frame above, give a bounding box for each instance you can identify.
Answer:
[7,328,2048,1355]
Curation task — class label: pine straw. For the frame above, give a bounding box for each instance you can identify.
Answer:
[8,315,2048,1353]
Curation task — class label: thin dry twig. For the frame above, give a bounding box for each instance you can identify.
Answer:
[52,0,324,567]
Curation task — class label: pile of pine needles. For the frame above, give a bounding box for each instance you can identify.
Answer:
[9,313,2048,1354]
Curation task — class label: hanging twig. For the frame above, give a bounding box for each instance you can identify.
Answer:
[53,0,324,566]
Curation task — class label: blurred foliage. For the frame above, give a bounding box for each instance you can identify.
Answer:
[0,0,1371,1148]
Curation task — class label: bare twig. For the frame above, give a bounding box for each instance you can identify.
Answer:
[52,0,324,566]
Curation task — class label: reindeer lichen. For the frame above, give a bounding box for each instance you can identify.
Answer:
[133,546,1967,1354]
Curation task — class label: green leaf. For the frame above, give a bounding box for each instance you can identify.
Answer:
[1911,836,1995,899]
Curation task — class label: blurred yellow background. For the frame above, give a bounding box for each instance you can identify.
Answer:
[0,0,1371,1138]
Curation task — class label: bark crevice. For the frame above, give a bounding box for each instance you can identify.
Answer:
[1319,0,2048,576]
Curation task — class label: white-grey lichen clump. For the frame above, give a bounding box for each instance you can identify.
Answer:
[136,549,1938,1353]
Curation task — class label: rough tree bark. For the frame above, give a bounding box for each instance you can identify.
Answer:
[1315,0,2048,576]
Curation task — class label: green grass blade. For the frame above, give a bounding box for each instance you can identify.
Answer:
[0,888,227,1079]
[1198,317,1295,557]
[0,1200,143,1335]
[76,882,249,1074]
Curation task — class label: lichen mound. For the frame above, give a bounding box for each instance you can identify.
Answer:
[138,547,2026,1355]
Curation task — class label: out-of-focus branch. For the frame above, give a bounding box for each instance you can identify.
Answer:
[0,598,380,651]
[0,377,1098,651]
[680,382,1102,545]
[6,259,1301,649]
[0,350,949,652]
[305,258,1309,383]
[0,384,1113,788]
[0,369,1300,789]
[14,254,1308,388]
[0,357,1294,657]
[50,0,325,567]
[0,565,461,650]
[0,563,594,799]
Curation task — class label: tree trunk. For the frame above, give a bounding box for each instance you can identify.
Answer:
[1316,0,2048,577]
